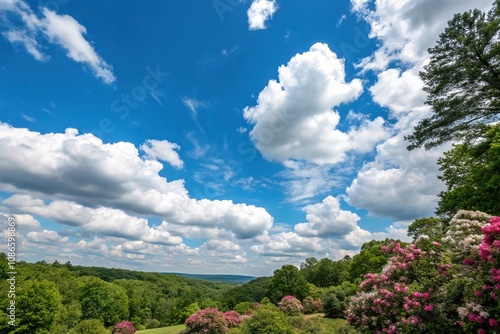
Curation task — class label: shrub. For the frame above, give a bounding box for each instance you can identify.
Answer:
[302,296,324,314]
[278,295,303,316]
[145,318,161,329]
[185,308,228,334]
[234,301,253,315]
[223,310,243,328]
[68,319,108,334]
[112,320,136,334]
[239,304,294,334]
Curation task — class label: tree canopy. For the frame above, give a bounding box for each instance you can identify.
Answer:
[406,1,500,150]
[436,124,500,216]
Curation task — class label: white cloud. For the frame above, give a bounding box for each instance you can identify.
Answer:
[41,8,115,84]
[0,123,273,239]
[141,139,184,169]
[295,196,360,238]
[352,0,493,72]
[26,230,68,244]
[247,0,277,30]
[346,133,450,221]
[244,42,388,165]
[251,231,324,257]
[182,98,206,120]
[0,0,115,83]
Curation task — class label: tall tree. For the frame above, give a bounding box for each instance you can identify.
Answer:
[266,265,309,303]
[436,124,500,216]
[406,2,500,150]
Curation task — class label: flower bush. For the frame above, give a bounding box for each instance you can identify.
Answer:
[112,321,136,334]
[223,310,243,328]
[301,296,323,314]
[185,308,228,334]
[347,211,500,334]
[278,295,303,316]
[347,240,452,333]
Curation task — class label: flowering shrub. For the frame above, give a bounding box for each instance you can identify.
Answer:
[347,240,451,333]
[443,210,491,262]
[301,296,323,314]
[223,310,243,328]
[278,295,303,316]
[347,211,500,334]
[185,308,228,334]
[112,321,136,334]
[456,216,500,333]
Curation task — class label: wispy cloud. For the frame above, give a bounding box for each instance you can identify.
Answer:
[0,0,115,83]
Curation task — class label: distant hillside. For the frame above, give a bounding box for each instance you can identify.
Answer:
[166,272,256,284]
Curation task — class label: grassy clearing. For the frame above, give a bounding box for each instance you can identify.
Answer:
[136,324,185,334]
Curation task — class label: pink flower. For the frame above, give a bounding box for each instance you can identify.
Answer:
[474,289,482,297]
[424,304,433,311]
[464,258,475,266]
[432,241,442,247]
[490,318,499,327]
[479,329,486,334]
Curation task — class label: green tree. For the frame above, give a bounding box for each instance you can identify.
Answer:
[406,2,500,150]
[79,277,129,327]
[266,265,309,304]
[67,319,108,334]
[349,240,398,281]
[299,257,318,283]
[407,217,448,241]
[436,124,500,216]
[239,304,294,334]
[12,279,62,333]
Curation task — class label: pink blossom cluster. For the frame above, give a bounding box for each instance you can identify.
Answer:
[347,242,445,333]
[278,295,303,316]
[185,308,229,334]
[223,310,243,328]
[112,321,136,334]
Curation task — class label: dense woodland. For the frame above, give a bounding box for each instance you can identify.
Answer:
[0,241,396,333]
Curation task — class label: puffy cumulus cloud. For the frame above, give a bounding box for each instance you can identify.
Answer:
[247,0,277,30]
[346,133,450,221]
[352,0,493,72]
[244,43,388,165]
[3,195,184,245]
[0,123,273,239]
[26,230,68,244]
[251,232,324,257]
[200,239,247,262]
[0,0,115,83]
[295,196,360,238]
[369,67,427,116]
[140,139,184,169]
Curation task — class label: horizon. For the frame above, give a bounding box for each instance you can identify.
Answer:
[0,0,492,276]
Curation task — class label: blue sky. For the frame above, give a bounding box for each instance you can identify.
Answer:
[0,0,493,276]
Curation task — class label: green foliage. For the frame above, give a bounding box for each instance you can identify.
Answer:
[144,319,161,329]
[437,124,500,217]
[0,252,8,279]
[239,304,294,334]
[300,257,350,288]
[234,302,254,315]
[266,265,309,304]
[67,319,109,334]
[407,217,448,241]
[222,276,271,309]
[2,279,63,334]
[406,2,500,150]
[349,239,399,281]
[323,288,346,319]
[80,276,130,326]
